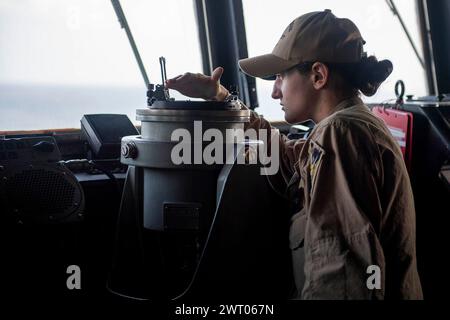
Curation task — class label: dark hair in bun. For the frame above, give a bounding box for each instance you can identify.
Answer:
[327,55,393,96]
[296,55,393,96]
[351,56,393,96]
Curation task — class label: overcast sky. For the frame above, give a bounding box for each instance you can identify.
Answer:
[0,0,203,89]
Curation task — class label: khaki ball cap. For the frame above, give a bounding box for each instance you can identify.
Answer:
[239,9,366,79]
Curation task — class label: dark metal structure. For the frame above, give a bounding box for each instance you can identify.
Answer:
[107,101,291,300]
[417,0,450,95]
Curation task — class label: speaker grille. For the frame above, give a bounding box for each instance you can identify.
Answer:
[1,165,84,223]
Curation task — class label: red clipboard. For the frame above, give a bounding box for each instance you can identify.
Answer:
[372,106,414,172]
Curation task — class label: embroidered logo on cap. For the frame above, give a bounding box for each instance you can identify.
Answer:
[280,20,295,40]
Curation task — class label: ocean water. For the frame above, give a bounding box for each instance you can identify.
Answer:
[0,83,284,132]
[0,83,149,131]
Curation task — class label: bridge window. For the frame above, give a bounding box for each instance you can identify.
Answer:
[0,0,202,131]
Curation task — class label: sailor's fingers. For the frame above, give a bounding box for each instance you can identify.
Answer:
[167,74,183,82]
[211,67,224,82]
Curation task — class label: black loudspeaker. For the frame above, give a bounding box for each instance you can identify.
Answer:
[0,137,84,224]
[81,114,139,160]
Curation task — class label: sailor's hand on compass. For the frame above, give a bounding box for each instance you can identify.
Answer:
[165,67,229,101]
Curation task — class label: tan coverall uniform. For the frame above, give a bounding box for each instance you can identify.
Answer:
[244,96,423,299]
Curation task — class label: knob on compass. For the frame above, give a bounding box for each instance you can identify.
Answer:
[121,142,138,159]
